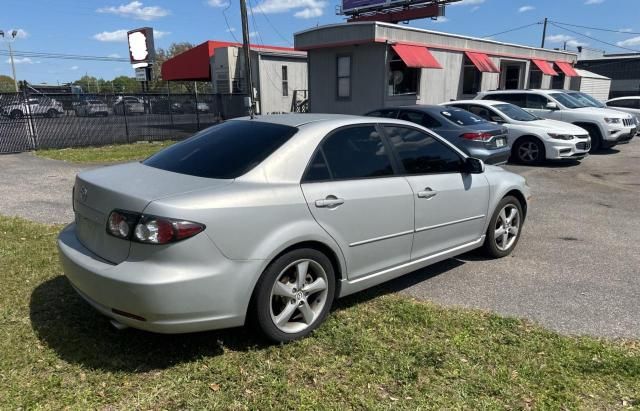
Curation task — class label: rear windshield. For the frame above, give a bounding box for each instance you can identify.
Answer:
[144,120,297,179]
[439,109,487,126]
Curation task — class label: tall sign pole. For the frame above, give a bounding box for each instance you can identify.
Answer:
[541,17,548,48]
[240,0,255,118]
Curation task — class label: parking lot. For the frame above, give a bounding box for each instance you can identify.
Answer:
[1,138,638,339]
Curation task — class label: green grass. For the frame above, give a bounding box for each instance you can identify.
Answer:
[35,140,176,164]
[1,215,639,409]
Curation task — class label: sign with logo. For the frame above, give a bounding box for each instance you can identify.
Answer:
[135,67,150,82]
[127,27,155,65]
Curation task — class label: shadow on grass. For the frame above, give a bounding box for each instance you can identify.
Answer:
[30,257,469,372]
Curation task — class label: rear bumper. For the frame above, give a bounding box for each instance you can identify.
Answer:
[57,223,265,334]
[468,147,511,165]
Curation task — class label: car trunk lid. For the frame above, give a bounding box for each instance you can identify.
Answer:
[73,162,231,264]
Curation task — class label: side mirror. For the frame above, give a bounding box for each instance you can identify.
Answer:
[462,157,485,174]
[490,115,505,124]
[546,102,559,110]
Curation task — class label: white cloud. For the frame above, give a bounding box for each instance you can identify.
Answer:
[253,0,327,19]
[70,66,79,70]
[432,16,449,23]
[619,28,634,33]
[207,0,229,7]
[97,1,169,20]
[617,36,640,47]
[249,31,259,38]
[225,27,236,33]
[1,28,29,39]
[6,57,34,64]
[546,34,588,48]
[450,0,485,6]
[585,0,604,4]
[518,5,534,12]
[108,53,121,58]
[93,28,169,42]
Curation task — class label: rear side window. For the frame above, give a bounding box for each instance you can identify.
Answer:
[487,93,526,107]
[366,109,398,118]
[439,109,486,126]
[398,111,442,128]
[307,125,394,181]
[144,121,297,179]
[383,126,462,174]
[608,99,640,109]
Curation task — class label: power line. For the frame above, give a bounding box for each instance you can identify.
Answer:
[222,2,240,43]
[550,20,640,36]
[251,2,293,46]
[0,50,129,62]
[481,22,542,39]
[548,22,640,53]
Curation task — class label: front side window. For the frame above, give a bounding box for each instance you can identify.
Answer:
[494,103,538,121]
[383,126,462,174]
[312,126,394,181]
[388,50,419,95]
[337,56,351,99]
[525,94,551,109]
[144,121,297,179]
[462,56,482,95]
[466,105,495,121]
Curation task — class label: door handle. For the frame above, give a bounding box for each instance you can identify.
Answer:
[315,196,344,208]
[417,187,438,199]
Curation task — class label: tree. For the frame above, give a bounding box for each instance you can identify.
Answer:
[0,74,17,93]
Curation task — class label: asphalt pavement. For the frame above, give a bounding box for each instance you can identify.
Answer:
[1,140,638,338]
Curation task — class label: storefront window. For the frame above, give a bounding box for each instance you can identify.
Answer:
[282,66,288,97]
[388,50,419,96]
[337,55,351,99]
[552,66,566,89]
[528,67,542,89]
[462,56,482,95]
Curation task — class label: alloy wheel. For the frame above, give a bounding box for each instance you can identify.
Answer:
[518,141,540,163]
[269,259,329,334]
[494,204,520,251]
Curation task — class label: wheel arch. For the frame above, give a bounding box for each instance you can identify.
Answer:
[504,189,528,220]
[511,134,545,159]
[572,122,602,137]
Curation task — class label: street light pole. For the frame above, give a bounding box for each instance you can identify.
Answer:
[0,30,20,92]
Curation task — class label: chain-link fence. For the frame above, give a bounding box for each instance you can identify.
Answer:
[0,91,249,153]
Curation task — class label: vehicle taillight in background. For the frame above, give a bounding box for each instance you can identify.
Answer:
[460,132,493,141]
[106,210,205,244]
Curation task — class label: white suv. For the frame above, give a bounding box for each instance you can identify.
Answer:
[476,90,636,151]
[443,100,590,164]
[606,97,640,125]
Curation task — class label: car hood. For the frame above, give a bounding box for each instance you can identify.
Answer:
[572,107,633,119]
[515,118,588,134]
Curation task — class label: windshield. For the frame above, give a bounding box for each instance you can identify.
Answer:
[549,93,588,109]
[144,120,297,179]
[567,92,606,108]
[439,109,487,126]
[494,103,538,121]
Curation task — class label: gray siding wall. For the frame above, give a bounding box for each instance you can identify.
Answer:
[417,50,463,104]
[257,55,307,114]
[308,44,387,114]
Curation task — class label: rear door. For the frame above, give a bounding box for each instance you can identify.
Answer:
[301,124,415,280]
[380,124,490,259]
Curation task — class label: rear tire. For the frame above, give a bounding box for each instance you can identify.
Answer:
[46,109,59,118]
[513,137,545,165]
[253,248,335,343]
[483,196,524,258]
[10,110,23,119]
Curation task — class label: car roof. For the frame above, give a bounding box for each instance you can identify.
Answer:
[230,113,368,127]
[607,96,640,101]
[445,100,508,106]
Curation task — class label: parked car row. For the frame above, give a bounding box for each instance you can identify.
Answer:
[0,97,64,119]
[366,89,637,165]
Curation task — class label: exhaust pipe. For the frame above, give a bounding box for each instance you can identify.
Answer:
[110,319,129,331]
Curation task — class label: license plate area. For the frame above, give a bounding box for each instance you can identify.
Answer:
[495,137,507,148]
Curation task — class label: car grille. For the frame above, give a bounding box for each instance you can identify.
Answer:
[623,118,634,127]
[576,142,591,150]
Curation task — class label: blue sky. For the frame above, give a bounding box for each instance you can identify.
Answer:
[2,0,640,84]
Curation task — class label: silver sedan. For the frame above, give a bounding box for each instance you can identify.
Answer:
[58,114,530,342]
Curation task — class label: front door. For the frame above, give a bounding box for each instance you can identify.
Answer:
[380,125,490,259]
[300,125,415,280]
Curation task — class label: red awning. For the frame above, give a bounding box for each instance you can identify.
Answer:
[531,59,558,76]
[555,61,579,77]
[391,44,442,69]
[465,51,500,73]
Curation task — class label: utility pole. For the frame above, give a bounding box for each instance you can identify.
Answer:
[240,0,255,118]
[541,17,548,48]
[0,30,20,92]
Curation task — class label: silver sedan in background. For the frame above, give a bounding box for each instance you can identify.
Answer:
[58,114,530,342]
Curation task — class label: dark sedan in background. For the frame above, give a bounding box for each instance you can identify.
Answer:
[365,105,511,165]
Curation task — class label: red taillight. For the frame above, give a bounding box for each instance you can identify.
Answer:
[106,210,205,245]
[460,132,493,141]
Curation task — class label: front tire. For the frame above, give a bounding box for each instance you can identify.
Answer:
[513,137,545,164]
[583,124,602,152]
[253,248,336,343]
[483,196,524,258]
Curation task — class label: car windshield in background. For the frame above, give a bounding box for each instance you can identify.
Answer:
[144,120,297,179]
[549,93,587,109]
[494,103,538,121]
[439,109,487,126]
[567,92,606,108]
